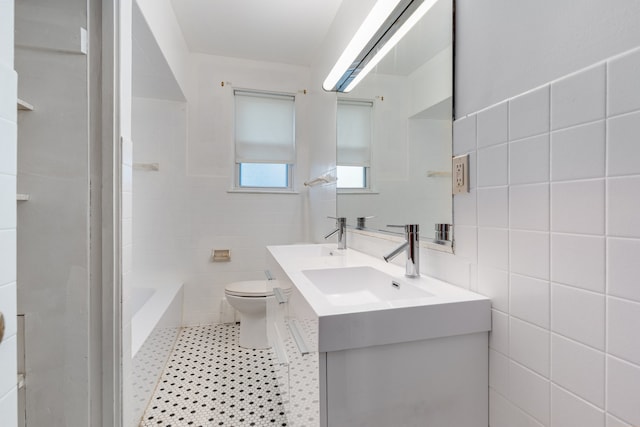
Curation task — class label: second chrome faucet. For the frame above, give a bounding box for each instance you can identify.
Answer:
[324,217,347,249]
[383,224,420,277]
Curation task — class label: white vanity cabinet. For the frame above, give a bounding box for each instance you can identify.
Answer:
[266,257,321,426]
[266,244,491,427]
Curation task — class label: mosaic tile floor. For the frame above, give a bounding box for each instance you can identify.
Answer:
[140,324,288,427]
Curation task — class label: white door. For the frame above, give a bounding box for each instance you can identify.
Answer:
[0,0,19,425]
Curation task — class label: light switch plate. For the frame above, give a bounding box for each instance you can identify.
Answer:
[452,154,469,194]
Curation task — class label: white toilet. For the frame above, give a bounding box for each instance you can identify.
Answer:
[224,280,286,349]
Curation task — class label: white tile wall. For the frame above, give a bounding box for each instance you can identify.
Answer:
[509,184,549,231]
[510,274,549,328]
[551,284,605,350]
[445,46,640,426]
[607,356,640,426]
[477,102,508,148]
[551,121,605,181]
[509,317,549,377]
[607,238,640,302]
[551,385,604,427]
[551,64,606,130]
[509,86,550,141]
[509,134,550,185]
[606,111,640,176]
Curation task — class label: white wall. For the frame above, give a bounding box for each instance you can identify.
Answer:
[173,54,310,325]
[0,0,17,424]
[135,0,191,98]
[455,0,640,117]
[132,97,188,282]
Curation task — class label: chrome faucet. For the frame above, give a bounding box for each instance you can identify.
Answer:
[324,217,347,249]
[383,224,420,277]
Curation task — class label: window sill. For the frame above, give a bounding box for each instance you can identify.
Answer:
[227,188,300,195]
[337,189,379,195]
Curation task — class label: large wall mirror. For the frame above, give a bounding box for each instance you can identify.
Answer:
[335,0,453,248]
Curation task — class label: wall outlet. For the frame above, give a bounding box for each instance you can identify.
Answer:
[452,155,469,194]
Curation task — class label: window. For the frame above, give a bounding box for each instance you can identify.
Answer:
[336,99,373,189]
[234,90,295,190]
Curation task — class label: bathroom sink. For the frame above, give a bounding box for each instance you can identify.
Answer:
[267,244,491,352]
[288,244,344,257]
[302,266,432,306]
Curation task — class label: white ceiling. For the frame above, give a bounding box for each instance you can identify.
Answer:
[169,0,344,66]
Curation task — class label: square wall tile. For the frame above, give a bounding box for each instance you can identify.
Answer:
[551,179,605,235]
[453,225,477,263]
[510,230,549,280]
[607,111,640,176]
[490,309,509,354]
[490,349,509,396]
[509,134,550,185]
[477,101,508,148]
[551,120,605,181]
[453,114,476,155]
[509,317,549,377]
[478,187,508,228]
[608,48,640,116]
[607,297,640,366]
[551,64,606,130]
[478,228,509,271]
[509,361,550,425]
[510,274,549,328]
[478,143,508,187]
[608,176,640,238]
[509,85,550,141]
[509,184,549,231]
[551,334,605,407]
[453,188,476,226]
[0,118,17,175]
[477,265,509,312]
[551,385,604,427]
[551,233,605,292]
[490,389,545,427]
[608,237,640,303]
[607,356,640,426]
[551,283,605,350]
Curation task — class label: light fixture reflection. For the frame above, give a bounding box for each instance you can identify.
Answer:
[323,0,438,93]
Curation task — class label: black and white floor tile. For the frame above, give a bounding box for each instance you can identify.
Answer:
[140,324,288,427]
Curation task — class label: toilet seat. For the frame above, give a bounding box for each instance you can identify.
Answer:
[225,280,282,297]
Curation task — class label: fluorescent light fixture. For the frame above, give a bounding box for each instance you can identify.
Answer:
[323,0,438,93]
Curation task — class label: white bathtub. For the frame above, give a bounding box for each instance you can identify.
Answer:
[131,281,183,357]
[130,280,183,425]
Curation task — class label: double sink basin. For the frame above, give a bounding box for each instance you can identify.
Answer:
[267,244,491,352]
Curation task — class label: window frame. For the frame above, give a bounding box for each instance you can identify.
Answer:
[232,88,296,192]
[336,98,374,193]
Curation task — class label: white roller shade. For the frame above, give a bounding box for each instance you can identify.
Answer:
[235,90,295,164]
[337,99,373,167]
